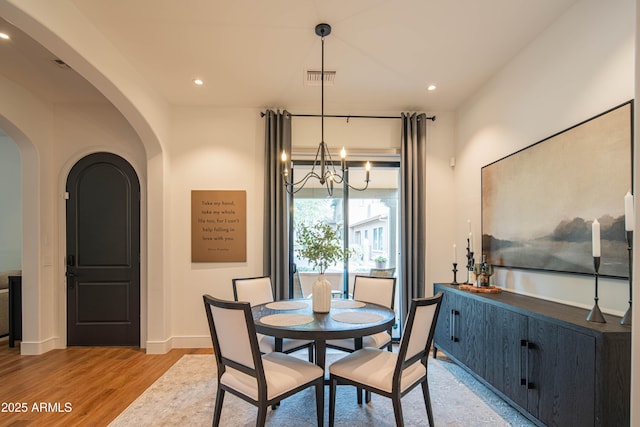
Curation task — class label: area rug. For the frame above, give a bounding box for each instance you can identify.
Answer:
[109,352,534,426]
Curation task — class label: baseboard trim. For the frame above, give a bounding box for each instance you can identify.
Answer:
[171,335,211,349]
[145,337,173,354]
[20,337,58,355]
[145,336,211,354]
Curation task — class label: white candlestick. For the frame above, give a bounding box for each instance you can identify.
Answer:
[453,244,457,263]
[625,191,634,231]
[467,219,471,233]
[592,219,601,257]
[468,232,473,251]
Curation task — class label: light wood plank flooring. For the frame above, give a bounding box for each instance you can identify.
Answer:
[0,339,212,426]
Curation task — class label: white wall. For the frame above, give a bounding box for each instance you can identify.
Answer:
[167,107,266,346]
[455,0,635,314]
[0,134,22,271]
[426,111,457,293]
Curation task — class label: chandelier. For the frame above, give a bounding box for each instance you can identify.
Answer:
[281,23,370,196]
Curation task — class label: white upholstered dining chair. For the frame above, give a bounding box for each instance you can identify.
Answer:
[203,294,324,427]
[326,275,397,353]
[328,292,444,427]
[232,276,314,362]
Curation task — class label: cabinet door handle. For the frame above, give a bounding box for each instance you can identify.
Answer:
[450,309,455,341]
[452,310,459,342]
[526,341,535,390]
[520,339,527,386]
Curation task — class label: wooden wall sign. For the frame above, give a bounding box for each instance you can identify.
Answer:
[191,190,246,262]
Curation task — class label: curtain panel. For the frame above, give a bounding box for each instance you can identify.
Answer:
[400,112,427,321]
[263,110,292,300]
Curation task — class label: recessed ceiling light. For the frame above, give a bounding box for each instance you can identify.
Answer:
[193,78,204,86]
[427,84,437,91]
[0,33,10,40]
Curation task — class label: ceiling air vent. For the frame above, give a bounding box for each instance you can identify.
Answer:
[305,69,336,86]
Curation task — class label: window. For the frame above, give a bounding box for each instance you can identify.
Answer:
[290,162,402,337]
[373,227,383,251]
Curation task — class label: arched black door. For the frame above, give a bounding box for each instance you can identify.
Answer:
[66,152,140,346]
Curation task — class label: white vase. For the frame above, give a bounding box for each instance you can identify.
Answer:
[312,274,332,313]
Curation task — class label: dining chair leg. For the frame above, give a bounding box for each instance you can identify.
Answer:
[421,379,434,426]
[315,380,324,426]
[357,387,362,404]
[329,378,338,427]
[365,390,372,403]
[257,404,268,427]
[213,387,225,427]
[391,395,405,427]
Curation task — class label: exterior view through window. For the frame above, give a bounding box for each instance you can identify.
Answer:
[291,163,401,337]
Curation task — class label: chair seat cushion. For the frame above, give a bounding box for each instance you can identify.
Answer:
[257,334,313,354]
[221,352,323,401]
[329,348,425,394]
[326,331,391,351]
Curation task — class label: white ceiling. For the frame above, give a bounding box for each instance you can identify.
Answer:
[0,0,579,113]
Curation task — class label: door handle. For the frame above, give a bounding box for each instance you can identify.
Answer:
[526,341,535,390]
[520,339,527,386]
[66,270,76,289]
[450,309,455,341]
[451,310,459,342]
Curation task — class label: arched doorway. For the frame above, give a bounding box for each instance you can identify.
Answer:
[66,152,140,346]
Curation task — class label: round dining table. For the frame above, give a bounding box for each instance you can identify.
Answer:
[251,298,396,372]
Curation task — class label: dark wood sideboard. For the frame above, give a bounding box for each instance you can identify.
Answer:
[433,283,630,427]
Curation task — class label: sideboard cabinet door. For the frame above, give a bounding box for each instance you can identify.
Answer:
[484,304,528,409]
[433,284,485,376]
[527,318,595,426]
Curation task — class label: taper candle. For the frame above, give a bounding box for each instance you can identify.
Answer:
[625,191,634,231]
[592,219,601,257]
[453,244,457,263]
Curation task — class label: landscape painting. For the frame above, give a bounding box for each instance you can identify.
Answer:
[481,101,632,278]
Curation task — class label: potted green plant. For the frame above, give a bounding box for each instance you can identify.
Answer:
[375,255,387,268]
[296,222,351,312]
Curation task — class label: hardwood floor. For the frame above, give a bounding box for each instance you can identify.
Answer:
[0,339,211,426]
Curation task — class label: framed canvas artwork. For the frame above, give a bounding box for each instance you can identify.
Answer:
[481,101,633,278]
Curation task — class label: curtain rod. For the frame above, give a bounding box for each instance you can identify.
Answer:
[260,112,436,121]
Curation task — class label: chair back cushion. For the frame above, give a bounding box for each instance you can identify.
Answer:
[211,304,256,369]
[233,276,274,306]
[352,275,396,309]
[399,292,443,365]
[405,304,437,361]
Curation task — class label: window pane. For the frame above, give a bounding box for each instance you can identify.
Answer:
[347,166,401,338]
[291,165,344,298]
